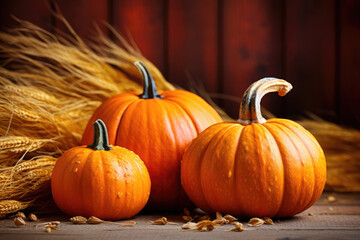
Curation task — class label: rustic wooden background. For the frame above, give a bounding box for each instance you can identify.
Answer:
[1,0,359,127]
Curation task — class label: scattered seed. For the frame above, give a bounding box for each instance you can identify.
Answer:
[28,213,38,221]
[227,222,244,232]
[70,216,87,224]
[48,221,60,226]
[248,217,264,227]
[87,216,104,224]
[15,212,26,220]
[44,221,60,233]
[224,214,237,222]
[263,217,274,225]
[212,217,229,225]
[182,222,197,230]
[308,213,314,216]
[36,221,60,227]
[152,217,168,225]
[121,220,136,226]
[182,220,215,231]
[327,196,336,203]
[196,220,215,231]
[14,217,26,226]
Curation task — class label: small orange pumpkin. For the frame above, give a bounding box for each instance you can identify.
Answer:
[51,119,151,220]
[81,61,222,210]
[181,78,326,218]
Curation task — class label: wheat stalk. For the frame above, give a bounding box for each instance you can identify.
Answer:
[0,200,29,216]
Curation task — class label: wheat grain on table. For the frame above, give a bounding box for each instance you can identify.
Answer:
[0,193,359,240]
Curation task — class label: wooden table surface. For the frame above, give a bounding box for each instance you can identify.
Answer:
[0,192,359,240]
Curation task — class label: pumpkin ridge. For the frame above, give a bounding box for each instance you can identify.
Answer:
[258,123,285,216]
[200,124,239,212]
[230,124,246,215]
[217,124,243,214]
[161,91,223,133]
[181,124,228,213]
[269,120,322,213]
[99,150,111,217]
[131,152,149,214]
[157,100,197,207]
[161,98,198,134]
[261,123,288,217]
[157,101,172,205]
[251,123,284,216]
[264,122,313,216]
[53,147,86,215]
[81,95,139,145]
[113,99,141,145]
[70,148,90,216]
[90,150,106,217]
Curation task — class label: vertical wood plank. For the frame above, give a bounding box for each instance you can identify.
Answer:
[0,0,52,31]
[167,0,219,92]
[285,0,336,119]
[338,0,360,126]
[222,0,283,119]
[54,0,109,39]
[113,0,166,74]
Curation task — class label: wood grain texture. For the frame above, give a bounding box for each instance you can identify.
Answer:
[338,0,360,126]
[167,0,219,92]
[284,0,336,119]
[221,0,283,119]
[112,0,167,74]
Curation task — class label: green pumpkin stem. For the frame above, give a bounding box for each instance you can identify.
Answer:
[238,78,293,125]
[135,61,163,99]
[87,119,113,151]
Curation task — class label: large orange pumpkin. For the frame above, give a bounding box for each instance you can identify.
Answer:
[52,119,151,220]
[81,61,222,210]
[181,78,326,218]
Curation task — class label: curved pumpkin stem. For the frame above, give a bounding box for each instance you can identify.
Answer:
[135,61,163,99]
[87,119,113,151]
[238,78,293,125]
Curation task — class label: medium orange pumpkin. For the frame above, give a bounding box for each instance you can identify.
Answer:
[81,61,222,210]
[181,78,326,218]
[51,119,151,220]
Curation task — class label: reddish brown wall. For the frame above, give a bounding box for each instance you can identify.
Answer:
[1,0,359,127]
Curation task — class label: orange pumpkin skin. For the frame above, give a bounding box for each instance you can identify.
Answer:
[52,121,151,220]
[81,62,222,210]
[181,79,326,218]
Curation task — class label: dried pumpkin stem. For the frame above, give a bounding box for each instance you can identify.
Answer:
[87,119,112,151]
[135,61,162,99]
[238,78,292,124]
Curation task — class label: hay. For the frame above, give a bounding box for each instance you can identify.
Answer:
[298,116,360,192]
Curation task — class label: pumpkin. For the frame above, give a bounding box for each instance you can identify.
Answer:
[81,61,222,210]
[51,119,151,220]
[181,78,326,218]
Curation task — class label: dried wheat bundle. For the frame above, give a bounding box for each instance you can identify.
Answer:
[298,117,360,192]
[0,14,173,217]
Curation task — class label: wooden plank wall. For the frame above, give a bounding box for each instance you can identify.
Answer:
[0,0,359,127]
